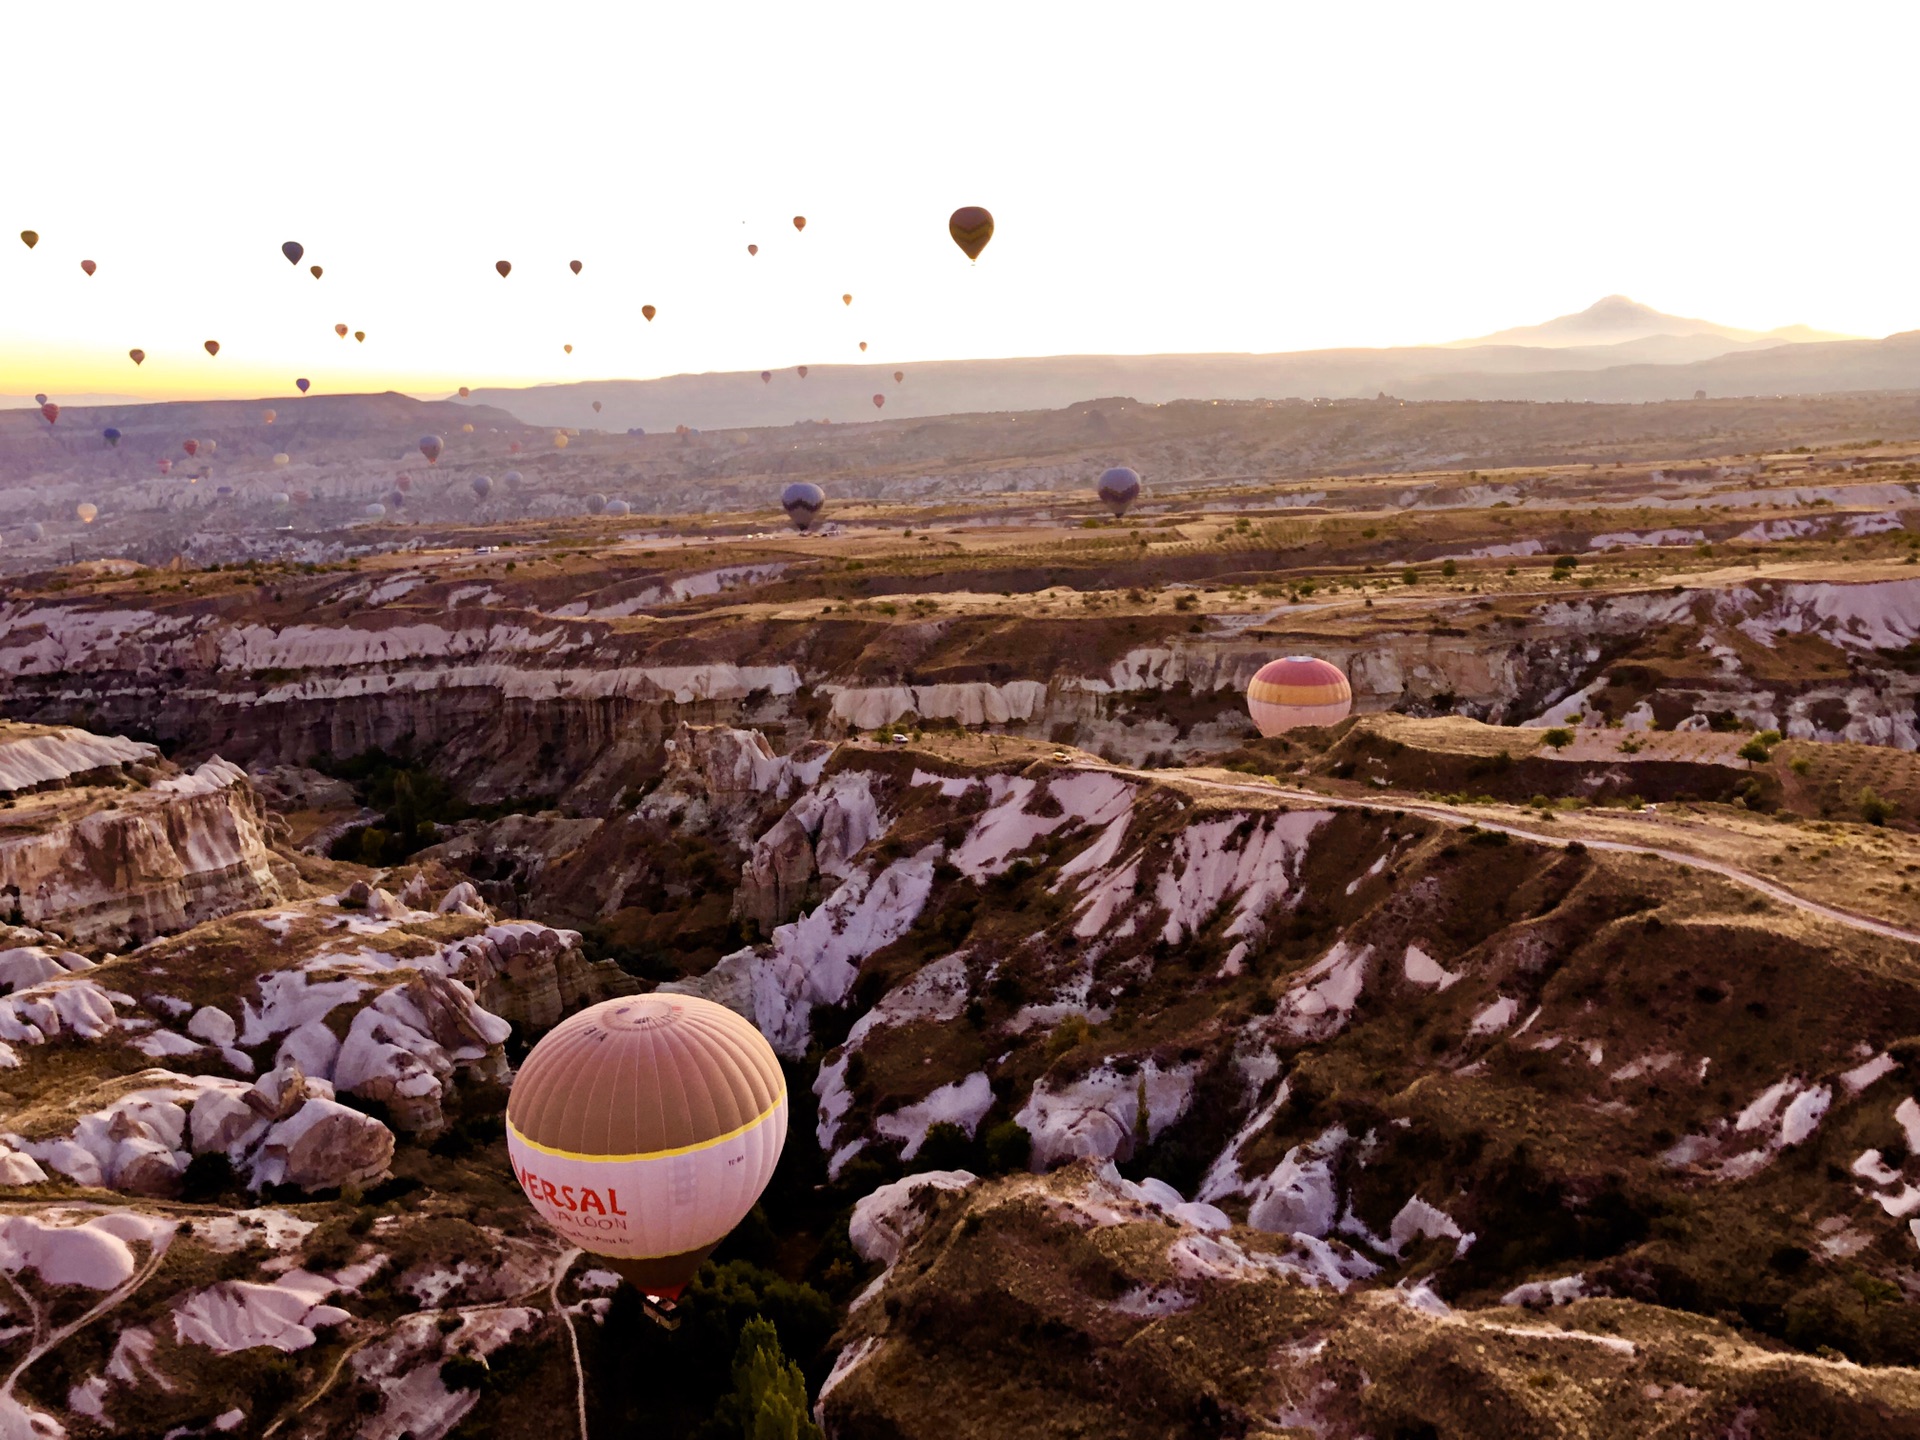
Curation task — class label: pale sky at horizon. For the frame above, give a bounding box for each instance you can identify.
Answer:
[3,0,1915,403]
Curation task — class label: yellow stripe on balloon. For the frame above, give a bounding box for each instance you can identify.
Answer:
[507,1091,786,1164]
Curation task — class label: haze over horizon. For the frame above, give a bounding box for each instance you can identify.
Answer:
[6,1,1920,404]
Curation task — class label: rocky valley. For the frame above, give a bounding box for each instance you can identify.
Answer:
[1,394,1920,1439]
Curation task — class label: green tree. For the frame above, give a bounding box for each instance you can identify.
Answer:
[714,1317,822,1440]
[1543,727,1574,750]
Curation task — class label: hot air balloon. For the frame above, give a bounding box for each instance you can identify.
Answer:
[842,294,852,306]
[40,403,57,425]
[19,232,38,250]
[387,489,406,509]
[592,401,602,413]
[458,387,470,399]
[859,341,867,352]
[949,206,995,260]
[129,350,145,366]
[761,371,771,384]
[272,453,290,467]
[216,485,233,498]
[554,434,570,450]
[872,394,885,410]
[504,471,524,488]
[364,502,387,519]
[792,216,806,232]
[335,324,348,338]
[1246,657,1353,736]
[354,331,365,343]
[262,409,277,425]
[507,994,786,1301]
[103,428,121,447]
[570,260,583,275]
[204,340,220,357]
[396,474,412,492]
[747,244,758,256]
[204,440,217,454]
[564,344,573,355]
[311,265,323,279]
[782,481,826,532]
[472,475,493,500]
[23,523,44,542]
[894,371,904,383]
[642,305,656,322]
[586,493,607,514]
[75,503,98,524]
[797,366,809,379]
[461,423,475,434]
[183,440,198,457]
[291,489,312,505]
[606,499,632,517]
[509,442,523,453]
[282,241,304,266]
[1096,466,1141,517]
[156,459,172,475]
[270,492,291,505]
[296,378,310,393]
[419,435,443,464]
[80,260,95,277]
[33,395,45,406]
[496,260,512,278]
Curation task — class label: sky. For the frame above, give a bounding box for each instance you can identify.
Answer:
[3,1,1917,403]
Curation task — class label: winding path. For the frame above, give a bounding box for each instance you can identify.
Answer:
[1095,763,1920,947]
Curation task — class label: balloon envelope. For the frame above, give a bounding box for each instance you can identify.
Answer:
[894,370,904,383]
[586,493,607,514]
[948,206,994,260]
[23,523,44,542]
[80,260,95,276]
[461,422,474,434]
[471,475,493,499]
[506,994,786,1296]
[75,503,97,524]
[592,401,602,412]
[872,394,885,409]
[1246,656,1353,736]
[419,435,443,463]
[782,481,826,531]
[204,340,220,357]
[496,260,511,278]
[1096,466,1141,517]
[295,378,310,393]
[354,331,365,343]
[458,387,470,398]
[792,216,806,232]
[570,260,583,275]
[129,350,145,366]
[747,244,757,256]
[272,453,290,466]
[364,502,387,518]
[504,470,524,488]
[183,440,198,457]
[19,231,37,250]
[282,241,304,265]
[797,366,808,379]
[335,324,348,338]
[310,265,323,279]
[262,409,277,424]
[642,305,656,322]
[553,434,569,449]
[156,459,172,474]
[761,371,771,384]
[40,403,57,425]
[605,499,631,516]
[102,428,121,447]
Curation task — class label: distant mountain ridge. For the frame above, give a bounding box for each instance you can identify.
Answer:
[1450,294,1853,350]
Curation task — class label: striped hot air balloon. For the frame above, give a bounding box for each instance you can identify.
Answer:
[506,995,786,1298]
[1246,656,1352,736]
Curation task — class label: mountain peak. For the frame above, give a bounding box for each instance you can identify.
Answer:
[1450,296,1851,351]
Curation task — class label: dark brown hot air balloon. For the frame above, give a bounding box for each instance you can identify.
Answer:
[310,265,323,279]
[80,260,96,276]
[747,243,758,256]
[203,340,220,357]
[893,370,904,383]
[858,341,867,352]
[592,400,602,412]
[354,331,365,343]
[792,216,806,232]
[570,259,583,275]
[458,387,470,398]
[872,394,885,409]
[19,231,38,250]
[506,998,791,1305]
[129,349,145,366]
[642,305,656,322]
[797,365,808,379]
[335,324,348,338]
[761,371,771,384]
[949,205,994,261]
[496,260,512,278]
[182,440,198,457]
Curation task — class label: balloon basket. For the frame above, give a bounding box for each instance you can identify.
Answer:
[641,1293,680,1330]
